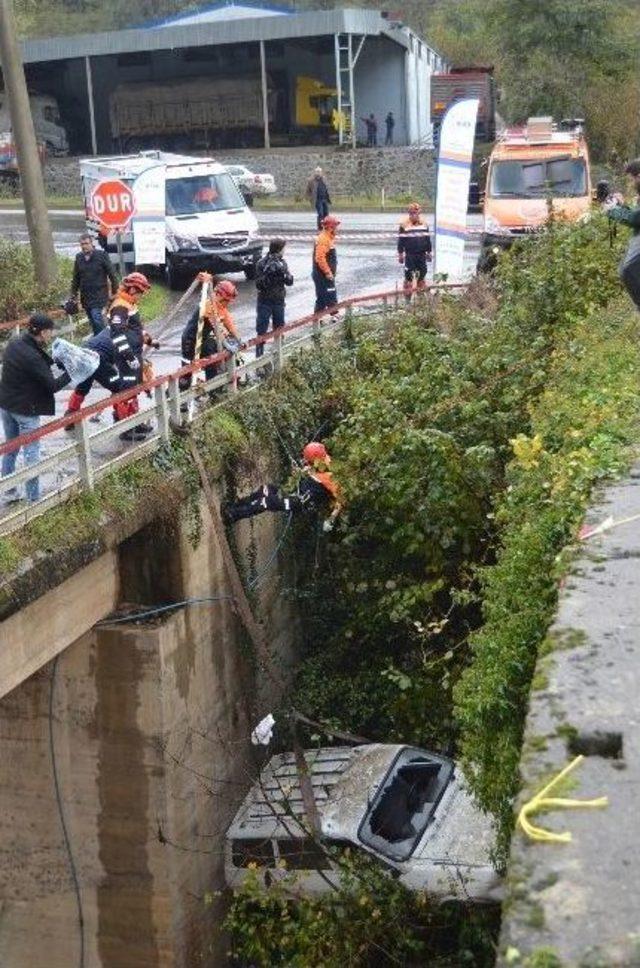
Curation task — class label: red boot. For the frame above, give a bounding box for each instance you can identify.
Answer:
[64,390,85,431]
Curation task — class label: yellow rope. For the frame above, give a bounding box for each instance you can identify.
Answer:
[517,755,608,844]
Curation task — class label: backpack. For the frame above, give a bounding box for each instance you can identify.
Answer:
[256,256,284,292]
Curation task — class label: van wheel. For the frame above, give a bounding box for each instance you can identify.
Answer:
[166,257,186,291]
[244,262,257,281]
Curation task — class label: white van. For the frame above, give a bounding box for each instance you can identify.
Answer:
[80,151,262,289]
[0,91,68,155]
[225,744,502,903]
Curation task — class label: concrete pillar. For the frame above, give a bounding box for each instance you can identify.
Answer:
[85,56,98,156]
[259,40,270,150]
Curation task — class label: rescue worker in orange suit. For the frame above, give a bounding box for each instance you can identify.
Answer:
[397,202,432,300]
[312,215,341,314]
[180,276,241,393]
[108,272,158,440]
[222,441,342,532]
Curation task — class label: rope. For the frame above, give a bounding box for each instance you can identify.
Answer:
[248,512,293,590]
[517,755,608,844]
[49,654,85,968]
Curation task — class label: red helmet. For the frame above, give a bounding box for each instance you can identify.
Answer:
[408,202,421,215]
[122,272,151,294]
[322,215,341,230]
[303,441,330,464]
[214,280,238,302]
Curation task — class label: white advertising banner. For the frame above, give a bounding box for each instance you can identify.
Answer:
[132,164,166,265]
[434,98,479,281]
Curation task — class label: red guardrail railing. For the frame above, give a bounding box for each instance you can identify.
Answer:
[0,282,466,459]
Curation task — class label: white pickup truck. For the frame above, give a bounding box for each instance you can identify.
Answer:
[80,150,263,289]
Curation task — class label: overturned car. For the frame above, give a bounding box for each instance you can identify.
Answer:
[225,743,501,902]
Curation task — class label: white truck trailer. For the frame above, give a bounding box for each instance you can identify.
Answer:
[80,150,262,288]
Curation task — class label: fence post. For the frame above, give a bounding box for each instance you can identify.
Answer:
[273,331,284,374]
[74,417,94,490]
[168,376,181,425]
[226,352,238,394]
[312,316,322,342]
[154,383,170,443]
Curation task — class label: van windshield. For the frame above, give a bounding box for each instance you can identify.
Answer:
[489,157,587,199]
[166,172,245,215]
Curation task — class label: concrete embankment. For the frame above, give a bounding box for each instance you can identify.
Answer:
[0,456,299,966]
[498,467,640,967]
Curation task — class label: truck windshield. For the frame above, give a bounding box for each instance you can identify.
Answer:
[166,173,245,215]
[489,157,587,199]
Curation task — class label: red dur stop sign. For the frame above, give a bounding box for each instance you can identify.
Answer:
[90,179,136,233]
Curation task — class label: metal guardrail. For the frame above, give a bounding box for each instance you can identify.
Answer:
[0,283,466,535]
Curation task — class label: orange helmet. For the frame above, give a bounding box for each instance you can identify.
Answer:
[122,272,151,294]
[195,186,217,203]
[303,441,331,465]
[214,280,237,302]
[321,215,341,230]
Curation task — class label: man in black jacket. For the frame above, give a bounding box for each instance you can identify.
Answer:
[0,314,70,503]
[255,238,294,358]
[70,234,119,335]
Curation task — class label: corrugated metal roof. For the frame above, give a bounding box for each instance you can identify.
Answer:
[141,1,292,30]
[20,8,412,65]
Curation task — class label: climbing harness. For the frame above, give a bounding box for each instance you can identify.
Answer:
[517,755,608,844]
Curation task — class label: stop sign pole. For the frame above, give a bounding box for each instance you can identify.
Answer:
[90,179,136,277]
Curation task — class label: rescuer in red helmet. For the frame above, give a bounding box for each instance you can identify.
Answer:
[180,274,241,394]
[107,272,159,440]
[312,214,341,315]
[397,201,432,300]
[222,440,343,531]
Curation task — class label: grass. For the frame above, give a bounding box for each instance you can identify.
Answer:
[139,280,171,322]
[254,193,431,212]
[0,195,83,210]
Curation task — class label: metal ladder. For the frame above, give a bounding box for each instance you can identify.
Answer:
[334,33,366,148]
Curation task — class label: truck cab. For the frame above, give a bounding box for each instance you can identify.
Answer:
[0,92,68,156]
[225,744,501,903]
[479,117,592,270]
[80,151,262,289]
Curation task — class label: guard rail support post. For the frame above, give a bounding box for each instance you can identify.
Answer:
[312,315,322,343]
[226,353,238,394]
[75,417,95,490]
[154,383,170,443]
[13,323,20,338]
[343,303,354,343]
[168,376,181,425]
[273,331,284,374]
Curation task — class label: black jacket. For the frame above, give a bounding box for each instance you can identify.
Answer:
[181,309,217,361]
[71,249,119,310]
[0,332,70,416]
[255,253,294,304]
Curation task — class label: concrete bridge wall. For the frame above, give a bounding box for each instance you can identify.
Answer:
[0,495,298,967]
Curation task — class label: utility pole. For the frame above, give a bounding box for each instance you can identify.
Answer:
[0,0,56,288]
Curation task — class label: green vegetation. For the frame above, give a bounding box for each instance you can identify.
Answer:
[0,238,71,323]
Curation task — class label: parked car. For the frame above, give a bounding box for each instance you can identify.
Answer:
[225,743,502,903]
[225,164,276,207]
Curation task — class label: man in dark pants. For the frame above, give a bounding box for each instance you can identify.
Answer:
[70,233,119,335]
[605,159,640,309]
[255,238,294,357]
[0,314,70,503]
[62,326,124,425]
[222,441,342,533]
[312,215,340,314]
[306,167,332,230]
[397,202,432,301]
[361,113,378,147]
[385,111,395,146]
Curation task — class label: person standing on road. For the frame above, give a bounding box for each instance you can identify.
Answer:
[312,215,340,315]
[604,159,640,310]
[397,202,432,300]
[306,167,332,230]
[255,238,294,358]
[385,111,395,146]
[0,314,70,504]
[361,113,378,147]
[69,233,119,336]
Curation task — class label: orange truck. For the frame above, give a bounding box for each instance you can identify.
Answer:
[479,116,592,269]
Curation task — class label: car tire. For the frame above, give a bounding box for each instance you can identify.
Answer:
[244,262,258,281]
[166,256,186,291]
